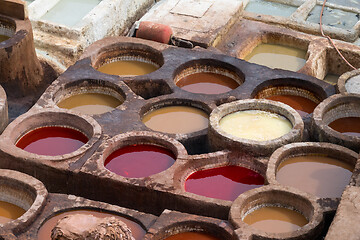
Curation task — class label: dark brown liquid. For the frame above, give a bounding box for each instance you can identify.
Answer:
[0,201,26,224]
[97,60,158,76]
[142,106,208,134]
[37,210,146,240]
[0,35,9,43]
[276,155,353,198]
[164,232,220,240]
[243,206,308,233]
[266,95,318,117]
[328,117,360,137]
[176,72,239,94]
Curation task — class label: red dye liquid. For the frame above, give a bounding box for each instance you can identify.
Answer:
[266,95,318,117]
[328,117,360,137]
[104,144,176,178]
[185,166,264,201]
[16,126,88,156]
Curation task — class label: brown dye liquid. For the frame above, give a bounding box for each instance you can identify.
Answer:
[0,201,26,224]
[164,232,221,240]
[244,44,306,72]
[266,95,318,117]
[277,155,353,198]
[244,206,308,233]
[328,117,360,137]
[37,210,146,240]
[142,106,208,134]
[97,60,158,76]
[176,72,239,94]
[57,92,123,115]
[0,35,9,43]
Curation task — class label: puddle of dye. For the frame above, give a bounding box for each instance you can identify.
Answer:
[143,106,209,134]
[164,232,221,240]
[16,126,88,156]
[37,210,145,240]
[0,35,9,43]
[0,201,26,224]
[265,95,317,117]
[97,60,158,76]
[327,0,360,9]
[176,72,239,94]
[328,117,360,137]
[57,93,123,115]
[244,44,307,72]
[185,166,264,201]
[323,74,339,85]
[345,75,360,94]
[244,206,308,233]
[41,0,101,27]
[245,0,297,17]
[219,110,292,141]
[276,155,353,198]
[307,5,359,29]
[104,144,176,178]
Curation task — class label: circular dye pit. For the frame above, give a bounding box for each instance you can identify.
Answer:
[0,200,26,224]
[243,44,307,72]
[345,75,360,94]
[37,209,146,240]
[243,206,308,233]
[164,232,221,240]
[185,166,264,201]
[276,155,353,198]
[0,35,9,42]
[16,126,88,156]
[266,95,317,117]
[143,106,209,134]
[176,72,239,94]
[219,110,292,141]
[328,117,360,137]
[104,144,176,178]
[57,92,123,115]
[97,59,158,76]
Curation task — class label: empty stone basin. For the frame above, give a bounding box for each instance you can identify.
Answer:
[338,69,360,94]
[327,0,360,9]
[307,5,359,29]
[244,43,307,72]
[40,0,102,27]
[245,0,298,17]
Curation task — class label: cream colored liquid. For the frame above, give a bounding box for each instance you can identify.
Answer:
[57,93,122,115]
[244,44,307,72]
[97,60,158,76]
[277,155,353,198]
[0,201,26,224]
[142,106,208,134]
[323,74,339,85]
[0,35,9,43]
[244,206,308,233]
[219,110,292,141]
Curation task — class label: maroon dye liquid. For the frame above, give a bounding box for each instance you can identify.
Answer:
[328,117,360,137]
[185,166,264,201]
[16,126,88,156]
[266,95,318,117]
[104,144,176,178]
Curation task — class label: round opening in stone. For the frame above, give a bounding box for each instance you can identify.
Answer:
[0,20,15,43]
[243,205,308,233]
[97,56,159,76]
[143,106,209,134]
[37,209,146,240]
[164,232,221,240]
[219,110,292,141]
[0,200,26,224]
[345,75,360,94]
[57,92,123,115]
[104,144,176,178]
[185,166,264,201]
[243,43,307,72]
[176,72,240,94]
[16,126,88,156]
[276,155,354,198]
[328,117,360,137]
